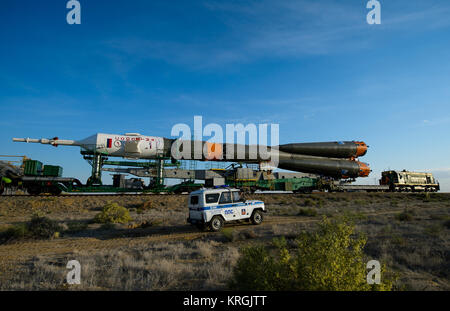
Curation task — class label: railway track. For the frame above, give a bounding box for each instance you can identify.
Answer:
[0,191,303,197]
[1,193,175,197]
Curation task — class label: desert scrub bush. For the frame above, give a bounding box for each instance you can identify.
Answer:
[0,215,62,242]
[94,202,132,224]
[390,234,406,246]
[424,225,442,237]
[354,199,367,206]
[222,228,257,243]
[395,209,415,222]
[27,215,62,238]
[0,223,28,242]
[444,219,450,229]
[222,228,235,242]
[137,201,154,214]
[132,219,163,229]
[302,198,315,207]
[239,229,257,240]
[316,198,324,208]
[390,200,399,207]
[297,208,318,217]
[229,217,395,291]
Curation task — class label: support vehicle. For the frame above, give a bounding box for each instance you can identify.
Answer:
[187,187,266,231]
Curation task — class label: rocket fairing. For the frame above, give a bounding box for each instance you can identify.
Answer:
[13,133,371,179]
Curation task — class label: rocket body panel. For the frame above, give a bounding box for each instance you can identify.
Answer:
[90,133,165,159]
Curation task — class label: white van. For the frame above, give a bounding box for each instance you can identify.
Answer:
[187,187,266,231]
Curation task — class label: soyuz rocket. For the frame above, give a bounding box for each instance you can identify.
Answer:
[13,133,370,179]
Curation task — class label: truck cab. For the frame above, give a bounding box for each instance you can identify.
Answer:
[187,187,266,231]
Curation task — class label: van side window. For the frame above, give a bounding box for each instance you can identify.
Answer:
[190,195,199,205]
[219,192,232,204]
[232,191,242,202]
[205,193,220,204]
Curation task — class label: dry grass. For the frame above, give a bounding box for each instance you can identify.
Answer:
[0,239,239,290]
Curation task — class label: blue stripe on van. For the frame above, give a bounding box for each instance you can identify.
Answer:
[196,201,263,211]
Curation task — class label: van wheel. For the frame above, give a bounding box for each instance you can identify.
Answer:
[251,210,263,225]
[210,216,224,232]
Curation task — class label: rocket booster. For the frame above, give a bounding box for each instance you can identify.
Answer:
[13,133,370,179]
[278,141,368,159]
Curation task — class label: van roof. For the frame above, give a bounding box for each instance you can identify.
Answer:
[189,188,240,195]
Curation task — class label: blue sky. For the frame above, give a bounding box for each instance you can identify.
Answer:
[0,0,449,191]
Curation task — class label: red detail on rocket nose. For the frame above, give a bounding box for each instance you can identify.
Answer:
[51,137,59,147]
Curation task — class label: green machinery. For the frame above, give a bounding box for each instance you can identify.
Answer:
[226,176,318,193]
[22,160,64,177]
[216,163,320,193]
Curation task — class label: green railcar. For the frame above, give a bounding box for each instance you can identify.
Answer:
[43,165,63,177]
[23,160,43,176]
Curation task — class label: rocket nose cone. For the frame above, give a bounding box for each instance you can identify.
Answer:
[355,141,368,157]
[358,162,371,177]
